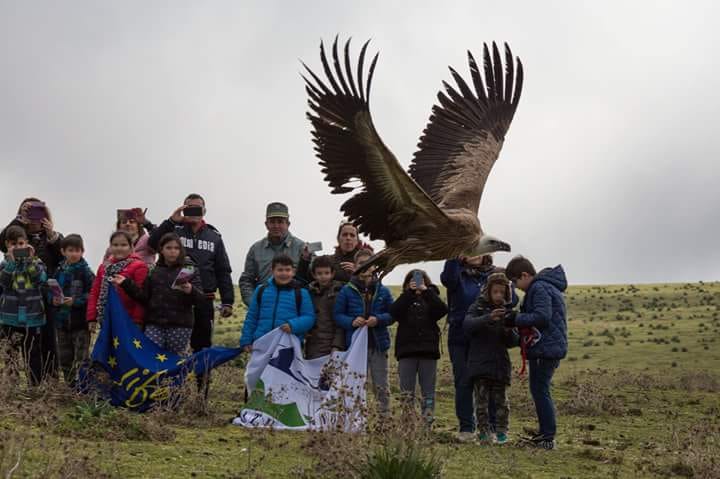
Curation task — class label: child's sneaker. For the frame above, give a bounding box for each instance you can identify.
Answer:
[456,431,475,443]
[495,432,509,444]
[529,435,555,450]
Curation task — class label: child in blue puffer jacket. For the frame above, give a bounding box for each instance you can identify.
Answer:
[334,249,394,414]
[504,256,568,450]
[240,254,315,351]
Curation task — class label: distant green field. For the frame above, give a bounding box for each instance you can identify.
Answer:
[1,282,718,478]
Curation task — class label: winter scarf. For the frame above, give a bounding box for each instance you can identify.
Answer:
[95,257,132,324]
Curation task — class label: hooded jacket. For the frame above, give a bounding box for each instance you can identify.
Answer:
[441,259,511,345]
[463,272,519,385]
[514,265,568,360]
[390,284,448,360]
[334,276,394,352]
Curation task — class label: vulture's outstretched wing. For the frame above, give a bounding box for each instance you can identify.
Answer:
[408,42,523,214]
[303,37,448,242]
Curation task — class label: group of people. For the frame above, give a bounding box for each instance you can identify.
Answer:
[0,195,568,449]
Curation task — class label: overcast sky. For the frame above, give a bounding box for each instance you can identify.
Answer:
[1,1,718,286]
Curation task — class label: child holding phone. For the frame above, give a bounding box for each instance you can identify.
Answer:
[110,233,204,353]
[0,226,48,385]
[389,269,448,426]
[49,234,95,385]
[87,231,148,331]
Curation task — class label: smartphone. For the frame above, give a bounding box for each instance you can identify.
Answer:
[183,206,204,218]
[413,270,424,287]
[117,209,137,222]
[26,202,47,223]
[13,247,30,259]
[47,279,65,302]
[307,241,323,254]
[171,265,197,290]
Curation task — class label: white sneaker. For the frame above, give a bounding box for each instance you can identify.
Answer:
[456,431,475,443]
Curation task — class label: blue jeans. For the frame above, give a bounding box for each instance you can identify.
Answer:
[448,341,497,433]
[529,358,560,439]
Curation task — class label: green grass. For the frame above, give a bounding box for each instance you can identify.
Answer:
[1,282,719,478]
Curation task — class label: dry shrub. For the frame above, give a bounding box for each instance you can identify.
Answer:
[665,422,720,479]
[291,366,445,479]
[559,375,625,416]
[677,371,720,393]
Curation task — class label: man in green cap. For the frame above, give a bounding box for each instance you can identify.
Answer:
[238,202,311,306]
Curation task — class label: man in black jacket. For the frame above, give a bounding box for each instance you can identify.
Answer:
[149,194,234,359]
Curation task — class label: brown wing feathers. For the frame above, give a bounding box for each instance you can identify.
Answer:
[303,37,446,242]
[408,42,523,212]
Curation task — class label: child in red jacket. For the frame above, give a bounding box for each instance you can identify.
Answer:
[87,231,148,332]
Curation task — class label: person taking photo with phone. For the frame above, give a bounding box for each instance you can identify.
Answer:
[390,269,448,427]
[0,226,48,385]
[149,194,234,394]
[1,198,64,379]
[104,208,157,266]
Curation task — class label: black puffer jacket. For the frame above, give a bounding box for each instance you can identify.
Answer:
[390,285,448,360]
[149,219,234,305]
[463,293,519,385]
[120,258,204,329]
[304,280,346,359]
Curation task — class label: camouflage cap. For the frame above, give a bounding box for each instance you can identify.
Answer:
[266,202,289,219]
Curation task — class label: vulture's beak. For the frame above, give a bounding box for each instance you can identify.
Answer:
[497,241,511,252]
[474,236,511,255]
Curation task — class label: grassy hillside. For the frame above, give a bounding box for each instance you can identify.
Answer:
[1,282,718,478]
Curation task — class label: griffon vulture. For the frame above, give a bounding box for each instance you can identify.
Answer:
[302,37,523,278]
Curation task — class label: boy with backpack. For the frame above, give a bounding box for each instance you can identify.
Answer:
[240,254,316,351]
[504,256,568,450]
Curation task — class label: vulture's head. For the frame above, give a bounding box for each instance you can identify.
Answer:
[469,235,511,256]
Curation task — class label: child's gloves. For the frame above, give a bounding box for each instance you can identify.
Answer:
[503,311,517,327]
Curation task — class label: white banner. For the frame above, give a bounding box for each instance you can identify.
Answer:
[232,326,368,432]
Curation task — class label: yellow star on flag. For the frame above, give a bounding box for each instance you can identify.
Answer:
[132,339,142,349]
[143,369,150,375]
[112,337,120,349]
[108,356,117,368]
[155,353,168,363]
[175,359,185,366]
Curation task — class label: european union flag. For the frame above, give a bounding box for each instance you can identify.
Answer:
[81,287,242,411]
